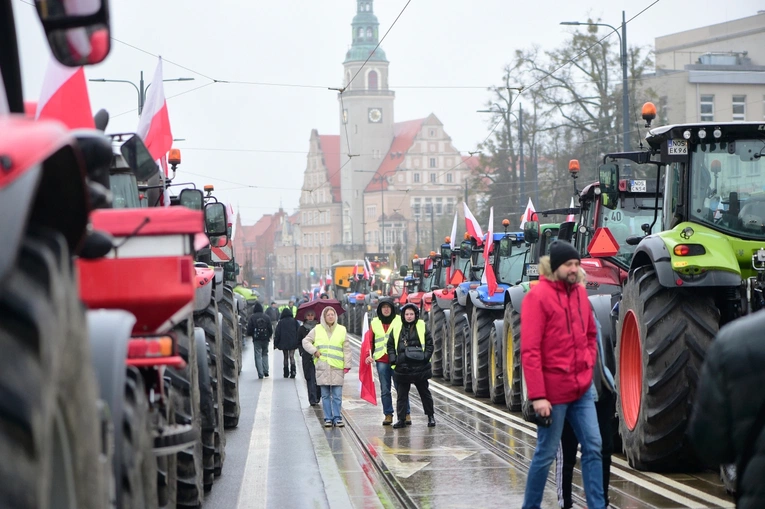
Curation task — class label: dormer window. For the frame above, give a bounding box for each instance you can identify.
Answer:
[366,27,372,38]
[358,27,364,39]
[366,3,371,11]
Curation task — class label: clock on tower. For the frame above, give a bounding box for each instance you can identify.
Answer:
[368,108,382,123]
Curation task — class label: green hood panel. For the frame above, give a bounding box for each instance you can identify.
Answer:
[656,222,764,279]
[234,286,259,302]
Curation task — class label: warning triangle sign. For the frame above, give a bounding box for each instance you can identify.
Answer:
[587,227,620,258]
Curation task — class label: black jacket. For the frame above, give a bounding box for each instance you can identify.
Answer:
[688,311,765,509]
[246,302,272,341]
[298,320,318,357]
[274,308,300,351]
[265,305,280,322]
[386,303,433,380]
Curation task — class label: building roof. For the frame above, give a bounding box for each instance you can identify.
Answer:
[365,118,427,192]
[462,154,480,171]
[318,134,342,202]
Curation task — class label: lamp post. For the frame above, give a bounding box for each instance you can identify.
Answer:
[561,11,629,151]
[89,71,195,116]
[478,104,526,214]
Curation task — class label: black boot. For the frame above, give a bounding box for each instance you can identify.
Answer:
[427,415,436,427]
[290,366,296,378]
[284,367,289,378]
[392,420,407,429]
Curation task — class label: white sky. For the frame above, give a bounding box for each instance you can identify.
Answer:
[14,0,764,223]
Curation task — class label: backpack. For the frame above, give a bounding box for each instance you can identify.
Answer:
[253,316,270,341]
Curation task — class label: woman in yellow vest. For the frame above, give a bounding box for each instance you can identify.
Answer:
[301,306,351,427]
[387,303,436,428]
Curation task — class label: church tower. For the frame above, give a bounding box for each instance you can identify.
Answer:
[339,0,395,248]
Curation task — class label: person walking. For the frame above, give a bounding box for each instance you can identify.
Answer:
[274,307,300,378]
[688,311,765,509]
[265,302,280,333]
[363,298,411,426]
[556,312,616,509]
[302,307,351,427]
[298,310,322,405]
[246,301,272,379]
[387,303,435,428]
[520,241,605,509]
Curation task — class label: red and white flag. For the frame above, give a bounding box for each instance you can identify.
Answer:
[447,210,458,281]
[358,315,377,405]
[482,207,498,295]
[136,57,173,163]
[463,203,484,246]
[566,197,576,222]
[519,198,537,229]
[36,57,94,129]
[353,261,359,279]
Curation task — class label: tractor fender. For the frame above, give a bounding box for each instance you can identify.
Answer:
[507,285,527,315]
[442,308,451,325]
[0,166,40,283]
[629,236,676,286]
[86,309,136,503]
[469,290,489,310]
[493,318,506,349]
[456,285,470,307]
[588,294,613,347]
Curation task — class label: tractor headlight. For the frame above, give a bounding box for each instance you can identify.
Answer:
[713,128,722,139]
[683,130,692,140]
[698,129,707,140]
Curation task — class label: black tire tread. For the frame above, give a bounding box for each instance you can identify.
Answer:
[429,303,445,377]
[504,303,523,411]
[470,308,498,398]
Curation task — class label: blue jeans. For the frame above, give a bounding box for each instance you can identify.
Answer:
[252,340,269,378]
[522,385,605,509]
[376,361,410,416]
[320,385,343,423]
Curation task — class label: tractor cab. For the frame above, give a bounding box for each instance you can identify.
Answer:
[491,229,528,287]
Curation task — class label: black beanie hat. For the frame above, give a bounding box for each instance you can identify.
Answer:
[549,241,580,273]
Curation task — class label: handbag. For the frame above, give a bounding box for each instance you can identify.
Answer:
[522,398,552,428]
[404,345,425,362]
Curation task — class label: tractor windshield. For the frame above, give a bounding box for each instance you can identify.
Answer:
[601,195,663,267]
[690,140,765,238]
[496,239,529,285]
[109,173,141,208]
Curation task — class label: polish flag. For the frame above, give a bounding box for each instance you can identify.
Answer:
[353,261,359,279]
[566,197,576,222]
[35,58,94,129]
[519,198,537,229]
[358,315,377,405]
[447,210,458,281]
[362,259,370,280]
[136,57,173,162]
[463,203,484,246]
[482,207,498,295]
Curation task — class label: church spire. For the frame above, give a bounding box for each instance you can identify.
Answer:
[345,0,387,63]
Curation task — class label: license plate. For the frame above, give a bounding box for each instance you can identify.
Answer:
[668,139,688,155]
[526,264,539,277]
[630,180,647,192]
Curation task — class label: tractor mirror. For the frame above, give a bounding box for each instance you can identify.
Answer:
[523,221,540,244]
[36,0,111,66]
[441,246,451,266]
[558,222,576,243]
[399,265,408,277]
[179,189,203,210]
[120,135,158,181]
[459,241,472,259]
[598,162,620,209]
[204,202,227,236]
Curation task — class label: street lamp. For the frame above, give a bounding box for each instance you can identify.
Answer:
[478,104,527,213]
[561,11,629,151]
[90,71,195,116]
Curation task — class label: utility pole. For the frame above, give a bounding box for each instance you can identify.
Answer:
[621,11,630,151]
[518,103,525,215]
[429,205,435,252]
[293,239,298,298]
[464,180,468,204]
[415,216,421,257]
[380,176,386,255]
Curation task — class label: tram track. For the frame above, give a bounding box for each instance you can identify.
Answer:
[346,333,733,509]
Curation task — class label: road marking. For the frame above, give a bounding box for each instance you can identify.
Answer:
[237,349,273,509]
[370,438,430,478]
[348,336,734,508]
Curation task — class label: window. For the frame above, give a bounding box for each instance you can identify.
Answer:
[358,27,363,39]
[374,231,379,245]
[429,129,436,137]
[368,70,378,91]
[366,27,372,38]
[446,198,455,215]
[366,231,371,244]
[344,231,351,244]
[446,173,453,183]
[700,95,714,121]
[414,173,420,183]
[436,198,443,215]
[733,95,746,121]
[430,173,437,183]
[319,232,324,246]
[413,198,421,217]
[303,254,308,268]
[366,205,376,218]
[314,232,319,245]
[429,157,437,168]
[366,3,370,11]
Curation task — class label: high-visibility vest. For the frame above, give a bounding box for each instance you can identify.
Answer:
[391,320,426,368]
[313,325,347,369]
[370,317,401,361]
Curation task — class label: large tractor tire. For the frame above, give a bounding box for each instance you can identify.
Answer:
[220,288,241,429]
[503,303,523,411]
[354,304,365,336]
[488,320,505,404]
[616,266,719,471]
[197,303,226,479]
[0,231,109,509]
[197,336,216,492]
[441,309,452,382]
[156,383,178,509]
[347,304,356,334]
[429,302,446,378]
[448,303,466,386]
[470,307,500,398]
[461,310,473,394]
[121,367,159,509]
[166,322,204,508]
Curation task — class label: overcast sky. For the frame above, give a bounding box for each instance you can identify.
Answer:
[15,0,763,223]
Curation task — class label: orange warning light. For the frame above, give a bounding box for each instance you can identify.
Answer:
[445,236,451,244]
[168,148,181,166]
[430,251,437,257]
[502,219,510,227]
[568,159,580,174]
[642,102,657,127]
[587,227,620,258]
[413,254,419,259]
[204,184,214,192]
[464,232,471,240]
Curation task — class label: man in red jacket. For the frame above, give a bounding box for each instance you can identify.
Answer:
[520,241,605,509]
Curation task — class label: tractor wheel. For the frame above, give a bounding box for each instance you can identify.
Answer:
[0,230,108,509]
[448,303,466,386]
[429,302,445,378]
[347,305,356,334]
[442,310,452,382]
[220,288,241,429]
[488,320,505,404]
[338,304,347,327]
[166,321,203,507]
[197,303,226,478]
[121,367,159,509]
[616,266,719,471]
[470,307,498,398]
[354,304,365,335]
[461,310,473,394]
[157,383,178,509]
[503,303,522,411]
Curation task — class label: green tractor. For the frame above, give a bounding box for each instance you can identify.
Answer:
[600,104,765,472]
